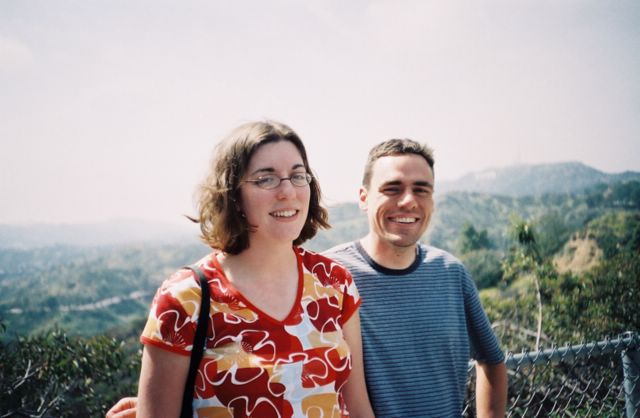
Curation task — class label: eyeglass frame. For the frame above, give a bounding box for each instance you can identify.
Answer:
[241,172,313,190]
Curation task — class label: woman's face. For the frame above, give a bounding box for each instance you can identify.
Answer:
[239,140,311,247]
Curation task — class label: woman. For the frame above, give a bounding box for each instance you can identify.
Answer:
[113,121,373,417]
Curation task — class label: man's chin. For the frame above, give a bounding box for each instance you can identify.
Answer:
[385,235,420,248]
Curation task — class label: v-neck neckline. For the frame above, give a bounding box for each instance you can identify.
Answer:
[209,247,304,325]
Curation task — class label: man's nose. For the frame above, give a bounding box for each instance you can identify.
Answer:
[398,191,418,208]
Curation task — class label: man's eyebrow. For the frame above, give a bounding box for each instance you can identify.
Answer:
[248,163,305,177]
[380,180,433,188]
[380,180,402,187]
[414,180,434,188]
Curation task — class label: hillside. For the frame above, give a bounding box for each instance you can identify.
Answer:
[426,191,592,253]
[1,163,638,340]
[0,243,209,337]
[437,161,640,197]
[553,236,602,274]
[2,181,636,337]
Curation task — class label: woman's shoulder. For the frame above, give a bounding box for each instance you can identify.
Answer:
[297,246,353,283]
[157,252,219,294]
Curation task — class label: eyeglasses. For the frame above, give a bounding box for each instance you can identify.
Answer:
[243,172,313,190]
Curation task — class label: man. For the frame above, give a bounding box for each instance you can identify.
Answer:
[323,139,507,417]
[107,138,507,418]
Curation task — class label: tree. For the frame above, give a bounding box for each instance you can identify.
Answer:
[535,211,572,258]
[500,218,547,351]
[490,210,640,348]
[0,324,140,418]
[457,223,502,289]
[458,223,493,254]
[460,249,503,289]
[560,251,639,340]
[587,211,640,257]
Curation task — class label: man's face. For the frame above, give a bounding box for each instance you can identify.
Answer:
[360,154,434,249]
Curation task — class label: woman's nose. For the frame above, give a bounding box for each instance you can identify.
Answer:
[276,178,297,198]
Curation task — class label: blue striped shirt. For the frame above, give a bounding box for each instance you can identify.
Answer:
[324,241,504,418]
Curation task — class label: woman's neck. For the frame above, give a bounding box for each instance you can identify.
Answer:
[218,241,297,283]
[216,241,300,322]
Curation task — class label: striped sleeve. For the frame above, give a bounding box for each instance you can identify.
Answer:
[462,266,505,364]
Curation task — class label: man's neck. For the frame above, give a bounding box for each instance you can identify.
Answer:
[359,234,418,270]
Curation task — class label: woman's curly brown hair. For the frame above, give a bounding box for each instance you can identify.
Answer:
[194,120,330,254]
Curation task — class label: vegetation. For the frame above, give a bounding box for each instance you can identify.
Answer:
[457,223,503,289]
[461,184,640,417]
[480,189,640,350]
[0,243,208,337]
[0,324,139,417]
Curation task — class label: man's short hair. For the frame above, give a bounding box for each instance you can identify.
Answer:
[362,139,435,187]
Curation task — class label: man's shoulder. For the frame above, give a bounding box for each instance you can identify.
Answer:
[299,245,346,266]
[421,243,453,258]
[421,244,465,268]
[321,241,365,270]
[322,241,358,257]
[321,241,465,266]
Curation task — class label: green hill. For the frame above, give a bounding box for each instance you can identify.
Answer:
[0,243,208,338]
[1,165,638,340]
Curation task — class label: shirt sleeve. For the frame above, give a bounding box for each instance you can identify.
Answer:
[462,266,505,364]
[140,269,203,356]
[338,266,362,326]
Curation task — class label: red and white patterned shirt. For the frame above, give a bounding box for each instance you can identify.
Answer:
[141,246,361,417]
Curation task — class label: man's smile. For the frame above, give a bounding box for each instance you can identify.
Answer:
[389,216,419,224]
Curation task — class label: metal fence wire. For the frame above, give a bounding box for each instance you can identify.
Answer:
[464,332,640,418]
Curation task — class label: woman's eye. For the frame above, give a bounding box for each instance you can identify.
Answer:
[256,176,277,187]
[290,173,309,184]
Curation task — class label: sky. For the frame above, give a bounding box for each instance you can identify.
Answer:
[1,0,639,225]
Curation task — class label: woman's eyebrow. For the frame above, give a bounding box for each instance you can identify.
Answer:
[291,163,306,171]
[248,167,275,176]
[248,163,305,177]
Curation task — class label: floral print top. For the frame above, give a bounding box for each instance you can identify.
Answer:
[141,247,361,417]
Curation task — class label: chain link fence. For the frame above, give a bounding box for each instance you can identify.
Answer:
[464,332,640,418]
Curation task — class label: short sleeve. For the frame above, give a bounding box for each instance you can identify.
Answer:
[462,267,505,364]
[338,267,361,326]
[140,269,203,356]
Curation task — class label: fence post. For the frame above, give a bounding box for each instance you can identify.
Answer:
[623,332,640,418]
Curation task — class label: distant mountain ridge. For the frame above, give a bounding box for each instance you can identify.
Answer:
[0,218,198,249]
[436,161,640,196]
[1,162,638,249]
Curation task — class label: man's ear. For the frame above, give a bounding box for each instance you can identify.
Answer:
[358,187,368,211]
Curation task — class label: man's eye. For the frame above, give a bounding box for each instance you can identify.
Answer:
[414,188,432,196]
[382,187,401,195]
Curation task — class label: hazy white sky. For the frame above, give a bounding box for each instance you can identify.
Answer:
[1,0,639,224]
